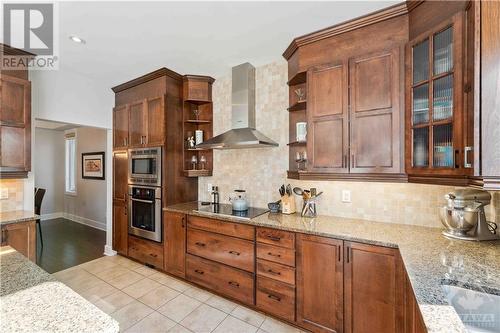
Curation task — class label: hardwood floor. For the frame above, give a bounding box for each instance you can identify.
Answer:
[36,218,105,273]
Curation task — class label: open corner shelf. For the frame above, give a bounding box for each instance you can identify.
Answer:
[287,71,307,86]
[287,141,307,146]
[184,169,212,177]
[288,101,307,112]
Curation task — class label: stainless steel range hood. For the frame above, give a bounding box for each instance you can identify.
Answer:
[195,63,279,149]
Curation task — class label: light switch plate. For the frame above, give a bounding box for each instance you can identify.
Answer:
[0,188,8,200]
[341,190,351,203]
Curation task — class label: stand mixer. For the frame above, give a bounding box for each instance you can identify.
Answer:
[440,189,500,241]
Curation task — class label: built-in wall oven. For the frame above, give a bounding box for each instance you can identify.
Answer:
[128,185,162,242]
[128,147,162,187]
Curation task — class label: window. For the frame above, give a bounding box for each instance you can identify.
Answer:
[65,132,77,195]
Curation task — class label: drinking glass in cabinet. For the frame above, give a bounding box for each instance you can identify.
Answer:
[413,127,429,167]
[191,156,198,170]
[200,155,206,170]
[413,84,429,125]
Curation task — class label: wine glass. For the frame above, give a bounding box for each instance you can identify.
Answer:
[295,152,302,170]
[191,155,198,170]
[192,108,201,120]
[200,155,207,170]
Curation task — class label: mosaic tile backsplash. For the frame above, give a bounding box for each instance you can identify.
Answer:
[196,61,500,228]
[0,179,24,212]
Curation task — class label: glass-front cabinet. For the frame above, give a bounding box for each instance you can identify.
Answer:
[406,14,470,177]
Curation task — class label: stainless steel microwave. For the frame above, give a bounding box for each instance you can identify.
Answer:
[128,147,162,187]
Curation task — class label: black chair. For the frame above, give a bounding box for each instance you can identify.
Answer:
[34,188,46,248]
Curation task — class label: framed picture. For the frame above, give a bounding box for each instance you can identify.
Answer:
[82,152,105,180]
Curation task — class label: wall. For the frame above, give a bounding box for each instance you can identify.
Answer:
[34,128,65,216]
[63,127,108,229]
[0,179,24,212]
[199,61,500,228]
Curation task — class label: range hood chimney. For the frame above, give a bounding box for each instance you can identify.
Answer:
[195,63,279,149]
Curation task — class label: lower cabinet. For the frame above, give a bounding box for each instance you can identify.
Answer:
[344,241,404,333]
[404,272,427,333]
[296,234,344,333]
[112,204,128,255]
[128,235,164,269]
[1,220,36,262]
[164,211,186,278]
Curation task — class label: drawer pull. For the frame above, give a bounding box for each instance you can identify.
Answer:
[267,235,281,242]
[267,269,281,276]
[228,281,240,288]
[267,294,281,302]
[149,253,158,258]
[195,242,206,247]
[194,269,204,275]
[267,252,281,258]
[228,250,240,256]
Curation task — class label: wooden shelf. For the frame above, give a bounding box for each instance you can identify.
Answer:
[288,101,306,112]
[186,148,211,151]
[183,169,212,177]
[185,119,211,124]
[184,99,212,105]
[288,170,409,182]
[287,71,307,86]
[287,141,307,146]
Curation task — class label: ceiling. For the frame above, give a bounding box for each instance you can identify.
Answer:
[35,119,79,131]
[58,1,398,88]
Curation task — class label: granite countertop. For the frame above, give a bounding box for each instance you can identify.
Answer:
[0,210,39,226]
[0,246,119,333]
[165,201,500,333]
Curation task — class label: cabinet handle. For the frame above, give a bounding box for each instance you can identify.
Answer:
[267,252,281,258]
[351,154,355,168]
[194,269,204,275]
[149,253,157,258]
[267,235,281,242]
[267,294,281,302]
[464,146,472,168]
[228,281,240,288]
[181,217,185,228]
[267,269,281,276]
[455,150,460,168]
[343,155,347,168]
[338,245,341,262]
[228,250,240,256]
[195,242,206,247]
[346,246,350,263]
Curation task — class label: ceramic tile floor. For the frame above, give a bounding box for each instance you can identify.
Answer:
[52,255,306,333]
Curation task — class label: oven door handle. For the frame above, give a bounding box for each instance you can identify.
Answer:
[130,198,155,204]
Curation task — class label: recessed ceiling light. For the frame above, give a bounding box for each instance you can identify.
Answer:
[69,35,86,44]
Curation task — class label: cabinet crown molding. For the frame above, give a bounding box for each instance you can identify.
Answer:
[282,2,408,60]
[183,75,215,84]
[111,67,183,93]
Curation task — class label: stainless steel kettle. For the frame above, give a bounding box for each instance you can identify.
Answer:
[229,189,249,211]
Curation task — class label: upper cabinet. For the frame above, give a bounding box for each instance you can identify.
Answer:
[0,44,34,179]
[284,4,408,182]
[406,11,469,181]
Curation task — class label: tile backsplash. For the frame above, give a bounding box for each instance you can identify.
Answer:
[198,61,499,228]
[0,179,24,212]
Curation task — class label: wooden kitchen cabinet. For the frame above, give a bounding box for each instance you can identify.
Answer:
[113,104,129,149]
[404,272,427,333]
[0,75,31,178]
[164,211,186,278]
[112,150,128,255]
[344,241,404,333]
[1,220,36,262]
[128,100,147,147]
[296,234,343,333]
[307,62,349,173]
[126,96,166,148]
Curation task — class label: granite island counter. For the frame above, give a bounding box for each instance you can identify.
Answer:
[165,201,500,333]
[0,246,119,333]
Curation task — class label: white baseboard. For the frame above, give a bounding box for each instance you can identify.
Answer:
[63,213,106,231]
[104,245,117,256]
[40,212,64,221]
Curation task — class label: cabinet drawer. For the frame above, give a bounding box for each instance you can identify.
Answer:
[257,227,295,249]
[128,236,163,269]
[186,254,254,306]
[257,259,295,285]
[187,228,255,272]
[257,276,295,322]
[257,243,295,267]
[188,215,255,240]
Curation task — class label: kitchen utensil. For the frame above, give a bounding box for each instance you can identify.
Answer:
[301,198,317,218]
[439,189,499,241]
[279,185,285,197]
[268,200,281,213]
[229,189,249,211]
[281,194,296,214]
[310,188,317,197]
[293,187,303,196]
[286,184,292,196]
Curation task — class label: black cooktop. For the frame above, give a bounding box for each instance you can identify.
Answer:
[194,203,268,220]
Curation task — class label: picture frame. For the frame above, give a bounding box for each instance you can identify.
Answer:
[82,152,105,180]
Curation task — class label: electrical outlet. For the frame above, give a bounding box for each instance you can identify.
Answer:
[341,190,351,203]
[0,188,8,200]
[207,183,212,192]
